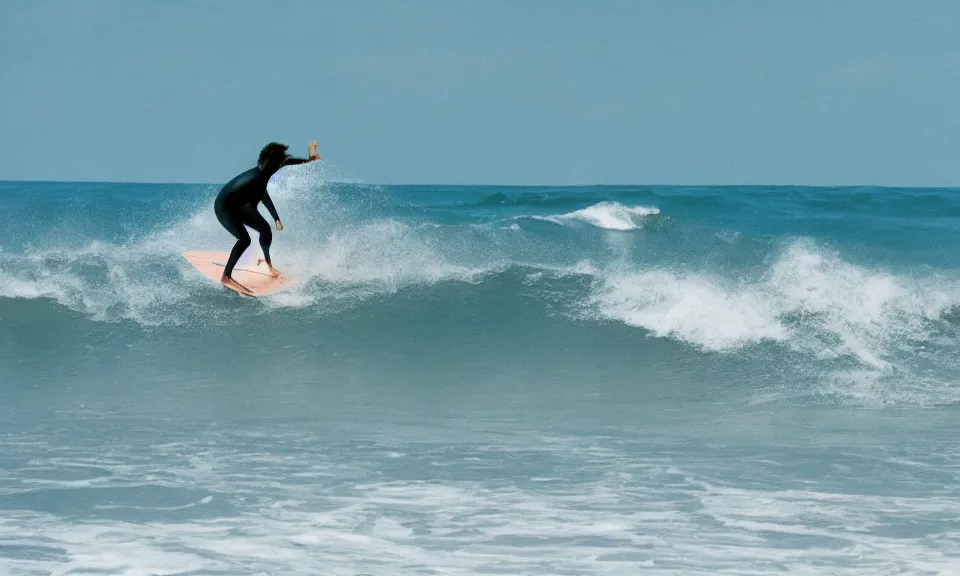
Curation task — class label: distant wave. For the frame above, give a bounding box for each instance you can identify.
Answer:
[529,202,660,231]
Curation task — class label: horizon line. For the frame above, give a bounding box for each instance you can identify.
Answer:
[1,178,959,190]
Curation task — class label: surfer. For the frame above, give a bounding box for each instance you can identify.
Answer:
[214,141,321,296]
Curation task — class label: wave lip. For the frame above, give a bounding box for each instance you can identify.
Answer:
[532,202,660,231]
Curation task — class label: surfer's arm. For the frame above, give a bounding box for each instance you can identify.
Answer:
[284,140,321,165]
[283,157,321,166]
[261,192,281,223]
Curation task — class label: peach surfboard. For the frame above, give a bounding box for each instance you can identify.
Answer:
[182,250,292,297]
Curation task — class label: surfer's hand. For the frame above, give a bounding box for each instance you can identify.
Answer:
[275,220,283,231]
[308,141,321,161]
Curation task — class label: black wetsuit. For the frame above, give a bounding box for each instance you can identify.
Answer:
[213,159,308,278]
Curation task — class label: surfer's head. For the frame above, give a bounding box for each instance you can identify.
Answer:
[258,142,290,175]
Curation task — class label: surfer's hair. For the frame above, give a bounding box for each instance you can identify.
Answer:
[259,142,289,164]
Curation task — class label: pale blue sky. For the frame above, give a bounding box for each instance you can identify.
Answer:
[2,1,960,185]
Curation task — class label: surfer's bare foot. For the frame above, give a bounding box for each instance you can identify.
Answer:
[262,261,281,278]
[221,275,255,296]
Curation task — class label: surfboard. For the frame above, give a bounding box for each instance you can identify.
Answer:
[181,250,292,297]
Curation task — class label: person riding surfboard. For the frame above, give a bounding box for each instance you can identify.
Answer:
[213,141,321,296]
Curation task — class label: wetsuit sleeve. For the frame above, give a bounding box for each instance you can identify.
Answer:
[261,192,281,222]
[283,157,310,166]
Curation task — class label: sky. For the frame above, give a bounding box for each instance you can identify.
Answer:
[2,0,960,186]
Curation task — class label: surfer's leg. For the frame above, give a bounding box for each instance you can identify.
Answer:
[224,232,251,279]
[238,207,279,277]
[215,203,252,279]
[238,207,273,264]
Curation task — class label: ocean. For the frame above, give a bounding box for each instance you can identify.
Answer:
[1,167,959,574]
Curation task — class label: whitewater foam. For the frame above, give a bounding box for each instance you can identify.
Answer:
[586,240,960,403]
[589,241,960,358]
[3,425,957,575]
[589,268,788,351]
[263,219,492,309]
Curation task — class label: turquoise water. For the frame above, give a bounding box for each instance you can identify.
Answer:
[1,169,959,574]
